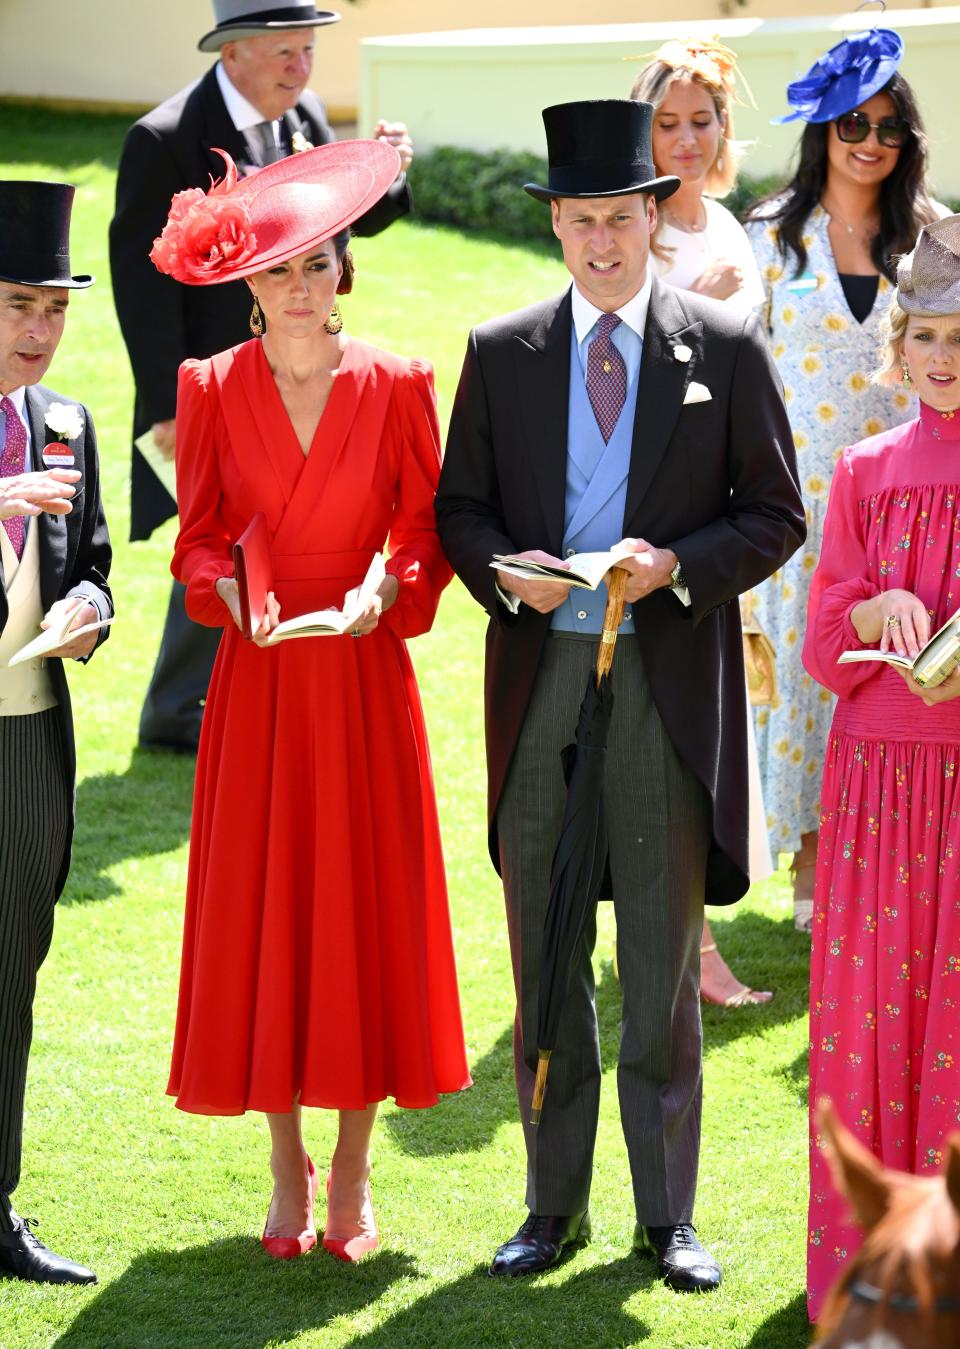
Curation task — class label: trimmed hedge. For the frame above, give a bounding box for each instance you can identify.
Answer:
[409,145,960,245]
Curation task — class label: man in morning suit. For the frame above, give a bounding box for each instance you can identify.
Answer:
[0,180,113,1284]
[435,100,805,1290]
[109,0,413,751]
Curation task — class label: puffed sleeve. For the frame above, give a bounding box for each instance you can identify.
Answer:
[381,359,453,639]
[170,360,234,626]
[802,448,882,696]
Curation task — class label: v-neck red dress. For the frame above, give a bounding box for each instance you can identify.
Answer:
[166,338,470,1115]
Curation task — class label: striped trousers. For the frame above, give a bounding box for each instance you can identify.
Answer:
[497,634,711,1223]
[0,710,69,1231]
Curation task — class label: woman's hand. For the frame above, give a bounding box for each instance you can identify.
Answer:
[895,662,960,706]
[851,588,930,658]
[348,575,399,636]
[689,259,743,301]
[215,576,281,645]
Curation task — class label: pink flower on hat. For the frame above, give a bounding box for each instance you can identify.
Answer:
[150,151,259,283]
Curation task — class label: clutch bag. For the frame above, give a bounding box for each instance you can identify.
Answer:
[741,592,777,707]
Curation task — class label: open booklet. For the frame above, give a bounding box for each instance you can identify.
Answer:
[491,545,633,592]
[838,603,960,689]
[7,603,113,667]
[233,514,386,644]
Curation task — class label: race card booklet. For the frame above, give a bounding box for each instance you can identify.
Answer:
[233,514,387,643]
[7,603,113,667]
[838,603,960,689]
[491,544,633,591]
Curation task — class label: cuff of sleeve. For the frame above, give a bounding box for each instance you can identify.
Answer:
[842,599,871,648]
[672,583,691,608]
[496,581,521,614]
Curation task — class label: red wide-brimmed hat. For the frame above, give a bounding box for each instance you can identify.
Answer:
[150,139,400,286]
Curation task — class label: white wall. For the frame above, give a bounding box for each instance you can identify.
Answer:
[361,9,960,197]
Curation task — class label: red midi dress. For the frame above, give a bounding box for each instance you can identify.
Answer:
[802,403,960,1319]
[166,337,471,1115]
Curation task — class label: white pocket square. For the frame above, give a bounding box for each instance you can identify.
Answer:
[683,381,712,405]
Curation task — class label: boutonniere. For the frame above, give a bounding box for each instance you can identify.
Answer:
[44,402,83,442]
[672,343,693,364]
[291,131,313,154]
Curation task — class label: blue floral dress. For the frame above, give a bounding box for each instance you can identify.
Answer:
[744,204,914,855]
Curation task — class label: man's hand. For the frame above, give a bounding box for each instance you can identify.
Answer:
[373,119,414,175]
[0,468,79,520]
[40,597,101,661]
[152,420,176,462]
[613,538,678,603]
[498,550,572,614]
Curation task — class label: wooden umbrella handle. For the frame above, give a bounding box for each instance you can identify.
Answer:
[596,565,629,684]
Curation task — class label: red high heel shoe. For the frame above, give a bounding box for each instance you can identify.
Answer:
[322,1171,379,1262]
[261,1155,319,1259]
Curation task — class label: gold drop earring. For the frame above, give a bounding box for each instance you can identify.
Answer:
[901,362,912,387]
[324,303,343,335]
[249,296,263,338]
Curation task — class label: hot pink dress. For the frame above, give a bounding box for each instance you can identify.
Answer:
[802,401,960,1321]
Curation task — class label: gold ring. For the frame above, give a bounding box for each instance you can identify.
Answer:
[885,614,901,628]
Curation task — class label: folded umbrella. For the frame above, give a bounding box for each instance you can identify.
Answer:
[530,566,629,1124]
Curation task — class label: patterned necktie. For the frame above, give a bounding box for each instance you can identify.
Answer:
[586,313,627,444]
[247,120,280,166]
[0,396,27,559]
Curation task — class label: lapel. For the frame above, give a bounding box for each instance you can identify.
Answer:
[199,66,258,179]
[24,386,70,612]
[281,107,311,152]
[514,291,573,556]
[624,277,703,528]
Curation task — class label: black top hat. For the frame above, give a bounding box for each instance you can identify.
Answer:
[198,1,340,52]
[525,100,679,204]
[0,180,93,289]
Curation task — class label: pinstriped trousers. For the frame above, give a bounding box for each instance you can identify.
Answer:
[0,710,69,1232]
[497,635,711,1224]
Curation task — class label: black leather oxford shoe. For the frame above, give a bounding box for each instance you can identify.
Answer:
[489,1211,590,1277]
[634,1222,721,1293]
[0,1214,96,1285]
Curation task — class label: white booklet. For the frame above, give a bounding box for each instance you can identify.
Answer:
[838,604,960,689]
[263,553,386,644]
[491,544,632,592]
[8,603,113,667]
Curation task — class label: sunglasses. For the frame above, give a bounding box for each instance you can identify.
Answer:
[834,112,911,149]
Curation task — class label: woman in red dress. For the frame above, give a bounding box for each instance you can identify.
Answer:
[151,142,471,1262]
[802,216,960,1320]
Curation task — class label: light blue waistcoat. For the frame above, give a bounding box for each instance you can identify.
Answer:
[551,325,640,635]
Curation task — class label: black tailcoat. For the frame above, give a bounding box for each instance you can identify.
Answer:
[436,279,806,904]
[0,386,113,897]
[109,65,413,541]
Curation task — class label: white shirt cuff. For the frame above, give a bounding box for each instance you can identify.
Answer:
[672,583,691,607]
[495,581,521,614]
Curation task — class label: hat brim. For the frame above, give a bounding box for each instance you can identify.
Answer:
[198,12,339,52]
[0,271,94,290]
[524,175,680,204]
[184,139,400,285]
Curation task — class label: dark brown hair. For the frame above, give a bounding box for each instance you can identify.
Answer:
[331,228,354,295]
[745,74,938,281]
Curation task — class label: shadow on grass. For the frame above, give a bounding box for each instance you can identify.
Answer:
[51,1240,418,1349]
[743,1290,810,1347]
[64,748,194,903]
[699,910,811,1052]
[346,1257,651,1349]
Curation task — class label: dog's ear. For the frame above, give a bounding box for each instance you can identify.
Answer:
[945,1133,960,1217]
[817,1098,892,1232]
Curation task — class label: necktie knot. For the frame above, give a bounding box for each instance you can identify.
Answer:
[595,313,621,342]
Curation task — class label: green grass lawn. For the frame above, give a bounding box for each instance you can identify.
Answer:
[1,107,810,1349]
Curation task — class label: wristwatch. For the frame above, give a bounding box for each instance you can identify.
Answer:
[670,559,686,591]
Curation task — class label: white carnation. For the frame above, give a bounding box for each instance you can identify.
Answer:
[672,344,693,364]
[44,402,84,440]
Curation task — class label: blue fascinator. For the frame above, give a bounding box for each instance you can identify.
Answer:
[774,27,903,125]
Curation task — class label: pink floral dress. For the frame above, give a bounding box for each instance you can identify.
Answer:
[802,402,960,1321]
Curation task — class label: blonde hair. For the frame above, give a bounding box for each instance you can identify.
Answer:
[872,297,909,387]
[630,38,748,199]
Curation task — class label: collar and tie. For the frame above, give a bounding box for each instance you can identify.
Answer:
[0,396,27,559]
[586,313,627,443]
[246,120,281,167]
